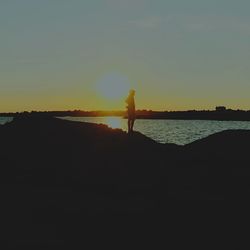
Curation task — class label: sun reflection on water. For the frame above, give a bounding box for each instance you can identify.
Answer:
[104,117,123,129]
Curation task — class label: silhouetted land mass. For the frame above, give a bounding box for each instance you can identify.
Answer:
[2,108,250,121]
[2,114,250,248]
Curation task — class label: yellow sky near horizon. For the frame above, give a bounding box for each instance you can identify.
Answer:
[1,68,250,112]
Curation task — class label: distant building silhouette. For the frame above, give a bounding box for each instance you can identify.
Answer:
[216,106,227,112]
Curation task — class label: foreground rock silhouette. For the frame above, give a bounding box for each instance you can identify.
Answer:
[2,115,250,248]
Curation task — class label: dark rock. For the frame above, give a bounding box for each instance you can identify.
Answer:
[2,115,250,247]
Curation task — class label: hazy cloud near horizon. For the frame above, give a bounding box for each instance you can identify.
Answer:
[106,0,148,9]
[129,14,250,33]
[128,16,165,29]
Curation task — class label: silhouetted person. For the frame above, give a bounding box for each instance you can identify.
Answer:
[125,89,136,133]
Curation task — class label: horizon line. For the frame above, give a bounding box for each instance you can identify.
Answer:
[1,107,250,114]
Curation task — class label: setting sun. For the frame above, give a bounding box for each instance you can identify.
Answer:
[96,72,131,100]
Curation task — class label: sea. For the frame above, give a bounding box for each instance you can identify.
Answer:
[0,117,13,125]
[63,117,250,145]
[1,116,250,145]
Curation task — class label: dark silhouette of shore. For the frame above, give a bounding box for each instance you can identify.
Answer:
[2,115,250,248]
[2,108,250,121]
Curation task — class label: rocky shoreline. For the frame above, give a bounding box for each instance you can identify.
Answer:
[2,115,250,247]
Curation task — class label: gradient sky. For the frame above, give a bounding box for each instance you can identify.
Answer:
[1,0,250,112]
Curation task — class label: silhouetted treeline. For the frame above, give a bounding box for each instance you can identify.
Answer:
[1,109,250,121]
[136,109,250,121]
[0,110,126,118]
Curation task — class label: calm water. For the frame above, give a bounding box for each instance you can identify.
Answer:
[0,117,13,125]
[62,116,250,145]
[1,116,250,145]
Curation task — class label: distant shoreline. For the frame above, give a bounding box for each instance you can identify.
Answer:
[1,109,250,122]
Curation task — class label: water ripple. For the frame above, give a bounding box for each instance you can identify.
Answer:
[62,117,250,145]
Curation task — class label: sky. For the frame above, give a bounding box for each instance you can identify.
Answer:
[1,0,250,112]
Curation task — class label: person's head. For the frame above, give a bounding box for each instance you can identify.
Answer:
[129,89,136,96]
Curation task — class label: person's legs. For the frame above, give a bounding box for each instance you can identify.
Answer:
[128,113,135,133]
[131,118,135,132]
[128,118,131,133]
